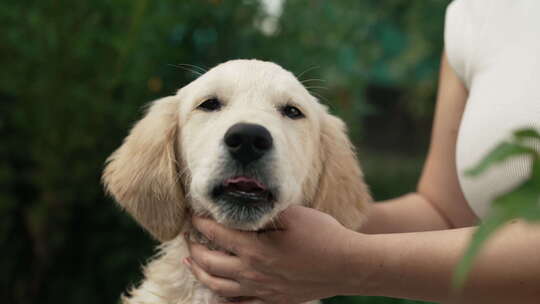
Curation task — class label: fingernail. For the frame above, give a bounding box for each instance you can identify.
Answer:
[183,257,192,268]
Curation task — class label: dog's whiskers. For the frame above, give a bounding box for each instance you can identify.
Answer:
[296,65,320,80]
[169,63,208,77]
[305,85,329,90]
[308,90,329,103]
[174,63,208,73]
[300,78,326,84]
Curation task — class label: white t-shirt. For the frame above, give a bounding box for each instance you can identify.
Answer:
[445,0,540,218]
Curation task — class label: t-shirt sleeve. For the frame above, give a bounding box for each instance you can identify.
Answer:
[444,0,472,87]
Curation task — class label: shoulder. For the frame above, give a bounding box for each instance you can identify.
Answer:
[444,0,493,88]
[446,0,491,19]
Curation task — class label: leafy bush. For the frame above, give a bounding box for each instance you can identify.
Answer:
[1,1,450,303]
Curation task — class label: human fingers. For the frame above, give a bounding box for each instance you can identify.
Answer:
[184,257,251,298]
[263,205,332,239]
[192,216,252,254]
[188,242,244,279]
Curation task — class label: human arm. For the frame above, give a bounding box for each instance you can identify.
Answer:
[351,220,540,303]
[361,52,477,234]
[187,207,540,304]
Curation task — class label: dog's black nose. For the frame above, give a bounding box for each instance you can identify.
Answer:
[224,123,273,165]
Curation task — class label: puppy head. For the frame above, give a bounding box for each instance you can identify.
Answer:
[103,59,370,241]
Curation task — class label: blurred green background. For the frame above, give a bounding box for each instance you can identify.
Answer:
[1,0,451,303]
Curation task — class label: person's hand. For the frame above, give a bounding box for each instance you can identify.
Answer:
[184,205,362,304]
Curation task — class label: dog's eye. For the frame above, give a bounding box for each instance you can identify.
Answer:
[197,98,222,111]
[281,105,304,119]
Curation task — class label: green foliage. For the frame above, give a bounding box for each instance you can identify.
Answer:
[1,1,449,303]
[453,128,540,288]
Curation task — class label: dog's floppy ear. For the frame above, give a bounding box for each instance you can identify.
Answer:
[102,96,186,242]
[311,111,371,231]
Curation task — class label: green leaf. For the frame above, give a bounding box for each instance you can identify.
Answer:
[465,142,536,177]
[453,176,540,289]
[513,128,540,142]
[531,156,540,182]
[493,179,540,221]
[453,210,511,290]
[455,129,540,291]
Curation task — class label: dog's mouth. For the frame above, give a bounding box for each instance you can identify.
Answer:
[208,173,277,227]
[212,176,275,203]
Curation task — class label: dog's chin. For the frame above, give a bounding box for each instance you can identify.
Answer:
[209,179,278,230]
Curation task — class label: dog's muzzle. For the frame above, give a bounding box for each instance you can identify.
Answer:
[207,123,277,226]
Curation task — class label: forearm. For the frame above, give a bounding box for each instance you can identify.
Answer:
[361,193,451,234]
[344,221,540,303]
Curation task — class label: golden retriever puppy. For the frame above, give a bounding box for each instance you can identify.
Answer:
[102,59,371,304]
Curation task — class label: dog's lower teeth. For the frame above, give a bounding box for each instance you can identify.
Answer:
[235,191,260,198]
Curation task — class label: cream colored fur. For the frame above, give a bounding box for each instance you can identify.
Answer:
[103,59,371,304]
